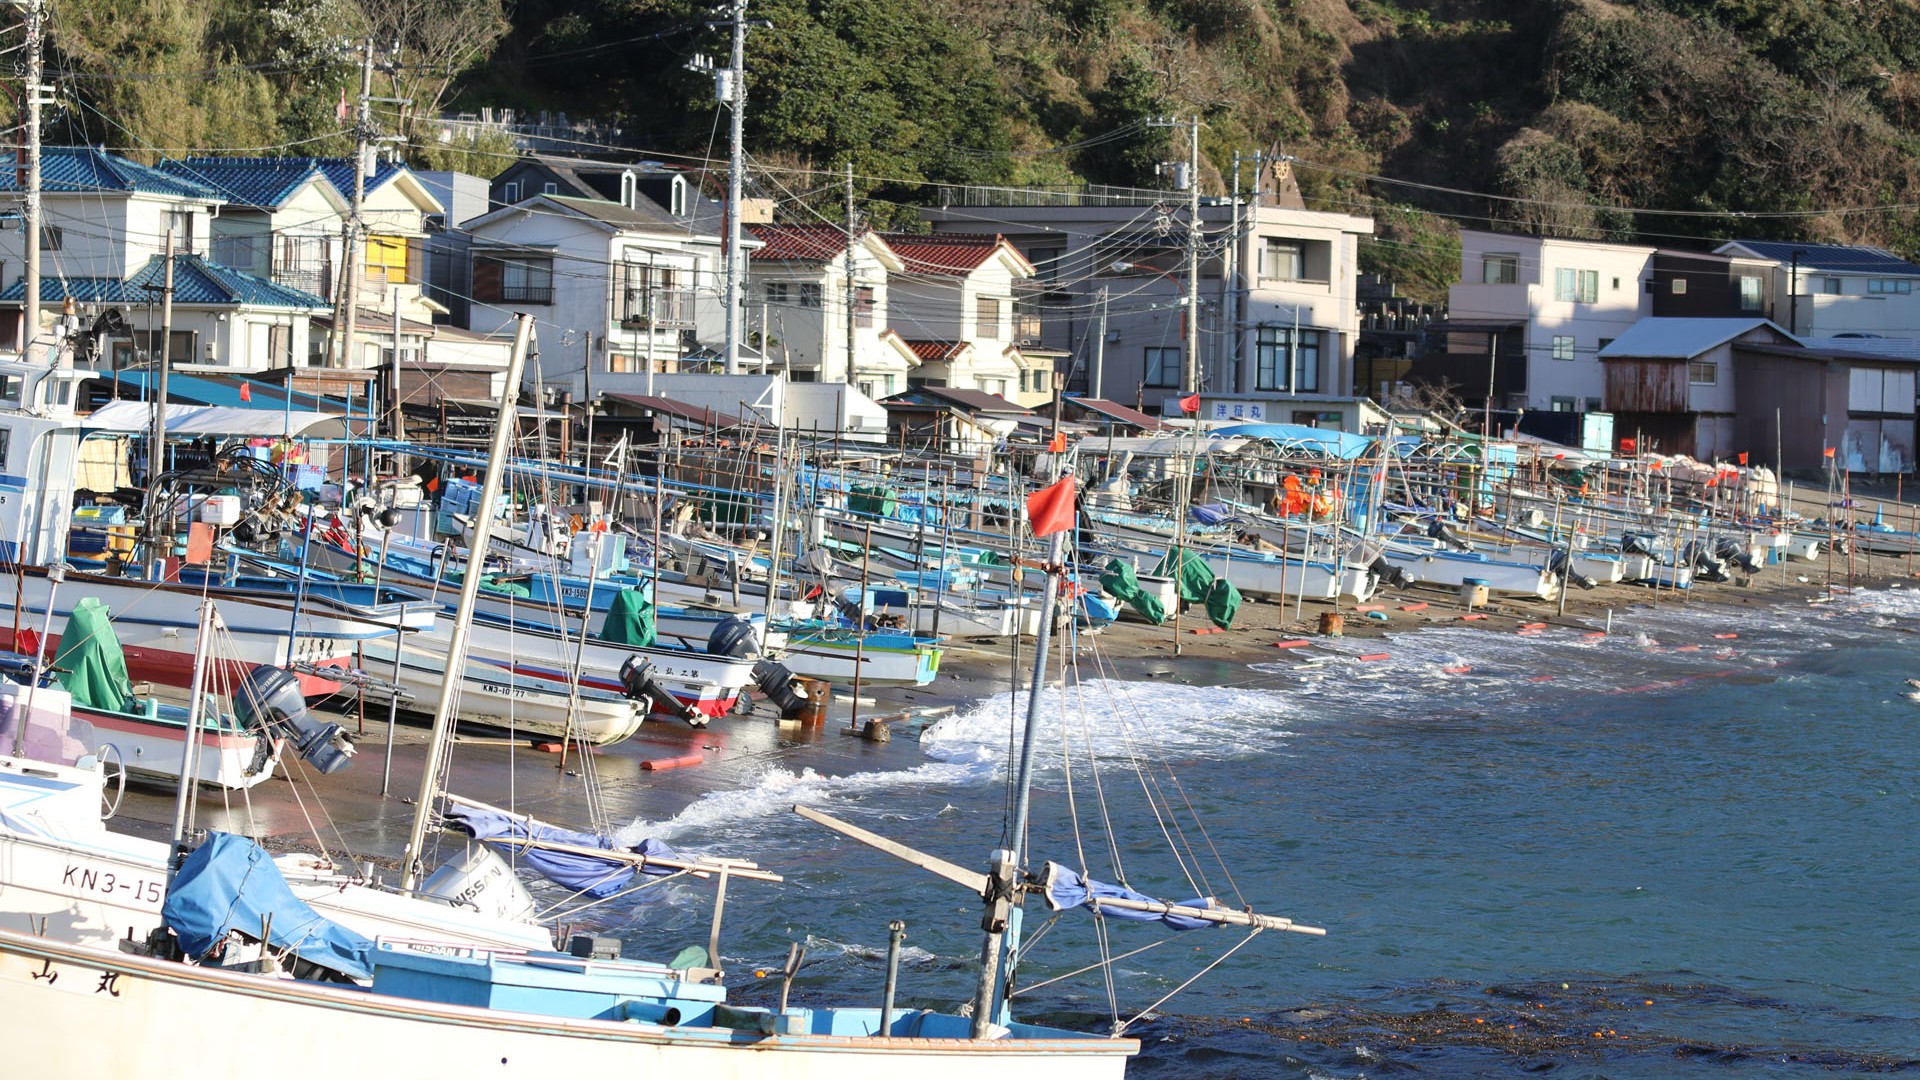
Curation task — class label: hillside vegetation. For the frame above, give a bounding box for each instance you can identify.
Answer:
[33,0,1920,301]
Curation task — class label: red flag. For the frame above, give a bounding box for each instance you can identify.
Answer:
[1047,432,1066,453]
[1025,475,1077,537]
[1737,452,1748,466]
[1824,446,1836,458]
[1178,393,1201,414]
[239,381,252,402]
[1619,437,1637,454]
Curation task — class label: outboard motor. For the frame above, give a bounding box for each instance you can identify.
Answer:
[752,658,809,718]
[1546,550,1598,590]
[236,666,355,774]
[417,844,539,923]
[1682,540,1728,582]
[1621,532,1655,558]
[1367,555,1413,589]
[1427,519,1474,552]
[705,615,760,659]
[1712,537,1762,575]
[619,655,701,726]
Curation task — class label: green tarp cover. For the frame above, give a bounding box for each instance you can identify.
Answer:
[52,597,133,711]
[600,588,657,647]
[849,484,898,518]
[1099,558,1166,625]
[445,571,533,598]
[1204,577,1241,630]
[1152,546,1216,604]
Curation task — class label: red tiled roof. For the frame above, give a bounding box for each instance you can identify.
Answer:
[746,224,850,262]
[1065,397,1169,430]
[900,339,968,363]
[879,232,1006,275]
[603,393,748,429]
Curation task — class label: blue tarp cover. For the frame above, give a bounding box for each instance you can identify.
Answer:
[444,802,681,899]
[1041,862,1214,930]
[162,831,374,979]
[1212,423,1375,460]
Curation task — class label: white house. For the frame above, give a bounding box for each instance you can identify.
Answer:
[1445,230,1655,412]
[459,194,727,398]
[878,231,1045,401]
[744,224,909,398]
[1714,239,1920,339]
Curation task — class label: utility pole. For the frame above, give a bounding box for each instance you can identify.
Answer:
[19,0,46,358]
[721,0,750,374]
[334,39,375,369]
[1225,150,1241,395]
[844,161,857,384]
[1091,287,1108,401]
[143,232,175,575]
[1184,115,1201,398]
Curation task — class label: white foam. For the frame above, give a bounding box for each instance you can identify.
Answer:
[614,759,990,845]
[920,678,1296,768]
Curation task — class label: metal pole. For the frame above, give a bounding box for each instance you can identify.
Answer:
[144,232,177,575]
[722,0,748,375]
[845,161,857,383]
[335,39,374,368]
[880,919,906,1037]
[168,600,219,865]
[400,314,533,892]
[21,0,42,357]
[1091,287,1107,401]
[1182,115,1201,397]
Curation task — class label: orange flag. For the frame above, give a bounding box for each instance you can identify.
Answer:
[1178,393,1201,414]
[1824,446,1837,459]
[1026,475,1077,537]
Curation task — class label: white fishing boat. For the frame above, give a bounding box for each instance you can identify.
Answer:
[1375,539,1559,597]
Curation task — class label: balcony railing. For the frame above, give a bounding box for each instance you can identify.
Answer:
[619,288,696,329]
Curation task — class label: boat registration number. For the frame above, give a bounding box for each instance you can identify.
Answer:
[60,865,165,906]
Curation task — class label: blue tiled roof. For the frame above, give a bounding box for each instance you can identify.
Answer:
[0,254,328,310]
[158,157,331,209]
[306,157,408,198]
[0,147,223,200]
[1728,240,1920,276]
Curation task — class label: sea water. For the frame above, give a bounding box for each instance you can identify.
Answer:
[594,587,1920,1077]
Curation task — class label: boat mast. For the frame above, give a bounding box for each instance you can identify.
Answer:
[399,314,534,893]
[970,447,1072,1035]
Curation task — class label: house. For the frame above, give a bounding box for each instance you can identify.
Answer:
[1420,230,1655,414]
[1647,249,1777,321]
[159,157,346,301]
[488,155,696,218]
[0,252,328,371]
[878,384,1035,455]
[1712,240,1920,338]
[459,194,727,398]
[744,224,908,398]
[0,147,228,350]
[877,232,1049,403]
[1597,317,1917,473]
[922,194,1371,414]
[415,169,493,328]
[303,158,448,369]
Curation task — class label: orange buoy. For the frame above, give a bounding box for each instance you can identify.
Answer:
[1459,613,1488,621]
[1398,602,1429,612]
[1713,633,1738,640]
[1518,622,1547,631]
[1358,652,1390,662]
[1272,639,1311,649]
[642,753,706,771]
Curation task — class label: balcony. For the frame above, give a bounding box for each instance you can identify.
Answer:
[618,288,696,330]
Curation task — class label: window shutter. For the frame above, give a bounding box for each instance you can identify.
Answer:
[473,257,503,303]
[407,239,425,285]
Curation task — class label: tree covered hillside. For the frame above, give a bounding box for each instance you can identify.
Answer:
[29,0,1920,301]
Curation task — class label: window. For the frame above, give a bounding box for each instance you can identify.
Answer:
[1551,396,1576,412]
[616,264,685,325]
[1671,278,1687,295]
[854,286,875,328]
[1028,245,1065,282]
[1585,397,1603,411]
[365,234,413,285]
[166,211,194,252]
[542,182,558,195]
[1260,239,1304,281]
[765,281,791,304]
[798,284,822,308]
[1611,277,1621,290]
[883,374,897,395]
[1143,347,1180,388]
[1554,268,1598,303]
[1821,277,1842,294]
[1482,254,1518,285]
[39,226,61,252]
[502,181,521,203]
[1551,335,1575,361]
[1688,360,1717,385]
[1737,275,1763,311]
[1868,278,1914,294]
[976,296,1002,340]
[1254,327,1320,392]
[472,254,554,304]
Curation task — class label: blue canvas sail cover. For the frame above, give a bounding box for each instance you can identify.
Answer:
[444,802,681,899]
[1040,862,1216,930]
[162,831,374,980]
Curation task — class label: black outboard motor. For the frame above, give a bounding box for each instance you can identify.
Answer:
[236,666,355,774]
[1682,540,1728,582]
[1621,532,1655,558]
[1546,550,1598,590]
[1367,555,1412,589]
[619,655,701,726]
[752,658,809,718]
[1712,537,1762,574]
[1427,519,1474,552]
[706,615,760,659]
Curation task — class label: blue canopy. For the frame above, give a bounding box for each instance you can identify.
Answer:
[1041,862,1215,930]
[444,802,681,899]
[162,832,374,980]
[1212,423,1375,460]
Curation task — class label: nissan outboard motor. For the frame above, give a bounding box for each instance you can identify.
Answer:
[752,658,809,718]
[619,655,702,726]
[236,666,355,774]
[1427,519,1474,552]
[706,615,760,659]
[1712,537,1762,574]
[1546,550,1598,590]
